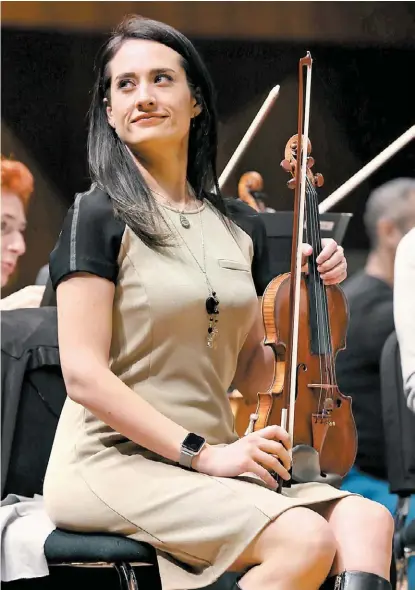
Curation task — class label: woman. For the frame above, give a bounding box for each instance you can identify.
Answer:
[43,16,393,590]
[1,156,45,309]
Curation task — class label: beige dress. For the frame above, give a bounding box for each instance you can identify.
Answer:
[43,187,350,590]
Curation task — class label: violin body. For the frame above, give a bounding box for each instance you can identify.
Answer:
[253,273,357,481]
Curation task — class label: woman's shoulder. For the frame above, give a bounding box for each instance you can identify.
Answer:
[49,185,126,289]
[70,184,124,229]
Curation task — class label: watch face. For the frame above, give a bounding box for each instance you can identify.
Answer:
[183,433,205,453]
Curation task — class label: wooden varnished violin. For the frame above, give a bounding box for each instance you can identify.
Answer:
[243,53,357,489]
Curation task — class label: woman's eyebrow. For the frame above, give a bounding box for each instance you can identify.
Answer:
[115,68,176,82]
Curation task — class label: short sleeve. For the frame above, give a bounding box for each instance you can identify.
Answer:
[49,185,125,290]
[224,198,271,296]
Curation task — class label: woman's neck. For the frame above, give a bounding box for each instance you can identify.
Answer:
[131,142,190,205]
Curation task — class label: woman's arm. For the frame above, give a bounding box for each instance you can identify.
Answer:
[232,298,274,404]
[57,273,189,462]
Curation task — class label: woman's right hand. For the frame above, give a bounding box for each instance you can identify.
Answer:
[193,425,292,488]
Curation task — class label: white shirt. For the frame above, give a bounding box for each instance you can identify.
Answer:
[394,227,415,413]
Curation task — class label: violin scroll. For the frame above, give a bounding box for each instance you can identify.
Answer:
[280,134,324,190]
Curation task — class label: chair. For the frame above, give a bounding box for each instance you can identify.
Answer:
[1,308,162,589]
[380,331,415,590]
[42,529,161,590]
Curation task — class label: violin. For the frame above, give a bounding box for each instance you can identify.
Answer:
[237,171,263,212]
[244,53,357,489]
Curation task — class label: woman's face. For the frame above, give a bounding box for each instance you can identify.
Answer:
[106,39,200,155]
[1,191,26,287]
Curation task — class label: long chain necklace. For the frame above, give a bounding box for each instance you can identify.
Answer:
[150,187,194,229]
[163,204,220,348]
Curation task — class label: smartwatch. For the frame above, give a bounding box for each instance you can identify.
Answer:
[179,433,206,469]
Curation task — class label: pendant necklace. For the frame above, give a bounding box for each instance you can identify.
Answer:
[163,202,220,348]
[151,188,193,229]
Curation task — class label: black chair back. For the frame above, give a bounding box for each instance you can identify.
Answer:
[380,331,415,495]
[1,307,64,499]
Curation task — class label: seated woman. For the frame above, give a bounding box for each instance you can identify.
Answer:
[1,156,45,309]
[43,15,394,590]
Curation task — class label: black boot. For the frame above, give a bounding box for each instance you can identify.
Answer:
[321,571,392,589]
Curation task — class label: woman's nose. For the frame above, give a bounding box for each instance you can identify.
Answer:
[135,85,156,110]
[9,231,26,256]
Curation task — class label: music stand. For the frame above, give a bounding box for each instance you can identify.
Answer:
[260,211,352,276]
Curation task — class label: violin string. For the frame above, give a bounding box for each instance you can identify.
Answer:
[307,177,337,399]
[306,177,332,412]
[304,178,327,414]
[313,178,337,391]
[307,177,334,383]
[307,178,336,402]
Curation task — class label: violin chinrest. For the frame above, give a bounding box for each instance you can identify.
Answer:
[291,444,343,489]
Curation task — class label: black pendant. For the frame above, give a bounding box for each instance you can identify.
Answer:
[206,292,220,315]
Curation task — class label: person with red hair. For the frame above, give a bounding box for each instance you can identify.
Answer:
[1,156,45,308]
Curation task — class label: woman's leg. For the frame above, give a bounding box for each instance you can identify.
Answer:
[318,496,395,588]
[229,506,337,590]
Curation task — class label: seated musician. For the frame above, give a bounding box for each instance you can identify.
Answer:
[336,179,415,581]
[43,15,393,590]
[1,156,45,310]
[394,226,415,413]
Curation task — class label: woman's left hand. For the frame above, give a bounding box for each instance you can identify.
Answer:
[301,238,347,285]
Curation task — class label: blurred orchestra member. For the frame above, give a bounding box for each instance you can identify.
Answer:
[251,190,276,213]
[1,156,45,309]
[336,179,415,581]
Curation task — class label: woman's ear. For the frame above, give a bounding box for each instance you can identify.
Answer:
[192,88,203,117]
[104,98,116,129]
[193,103,202,118]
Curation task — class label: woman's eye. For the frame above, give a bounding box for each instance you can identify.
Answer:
[155,73,172,84]
[118,79,134,89]
[1,221,10,234]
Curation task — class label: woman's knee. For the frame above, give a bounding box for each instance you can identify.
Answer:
[329,496,395,544]
[259,507,337,565]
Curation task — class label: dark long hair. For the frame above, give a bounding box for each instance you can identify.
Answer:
[88,15,227,248]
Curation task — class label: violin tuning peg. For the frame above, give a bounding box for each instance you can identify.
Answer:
[307,156,315,168]
[280,159,292,173]
[287,178,296,190]
[314,173,324,188]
